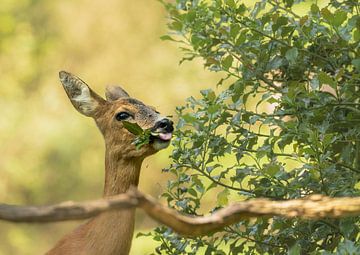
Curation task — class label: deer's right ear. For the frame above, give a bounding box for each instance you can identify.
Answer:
[105,85,130,101]
[59,71,106,117]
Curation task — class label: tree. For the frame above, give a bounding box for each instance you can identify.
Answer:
[146,0,360,254]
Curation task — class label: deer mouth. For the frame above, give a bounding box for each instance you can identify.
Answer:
[149,118,174,150]
[149,132,172,151]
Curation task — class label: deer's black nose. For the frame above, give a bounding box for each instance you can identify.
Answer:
[154,118,174,133]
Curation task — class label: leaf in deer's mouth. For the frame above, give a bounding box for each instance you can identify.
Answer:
[133,130,152,149]
[122,121,151,149]
[122,121,143,135]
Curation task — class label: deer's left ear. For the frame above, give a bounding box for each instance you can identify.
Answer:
[59,71,106,117]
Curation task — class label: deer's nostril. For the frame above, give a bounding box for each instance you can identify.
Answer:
[155,118,174,133]
[159,121,167,128]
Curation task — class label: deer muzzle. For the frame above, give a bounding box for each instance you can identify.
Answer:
[150,118,174,146]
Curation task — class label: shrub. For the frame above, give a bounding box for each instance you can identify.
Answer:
[147,1,360,254]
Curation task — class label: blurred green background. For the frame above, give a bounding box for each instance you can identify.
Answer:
[0,0,220,254]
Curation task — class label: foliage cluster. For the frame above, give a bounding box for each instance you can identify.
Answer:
[145,0,360,254]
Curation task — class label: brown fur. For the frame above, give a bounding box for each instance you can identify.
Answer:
[46,72,168,255]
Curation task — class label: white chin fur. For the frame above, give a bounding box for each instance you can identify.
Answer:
[152,140,170,151]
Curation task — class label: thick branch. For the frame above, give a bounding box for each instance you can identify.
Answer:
[1,189,360,237]
[0,193,139,222]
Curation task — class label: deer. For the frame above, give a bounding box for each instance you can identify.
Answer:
[46,71,174,255]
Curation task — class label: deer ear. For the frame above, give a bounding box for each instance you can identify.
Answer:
[59,71,106,117]
[105,85,130,101]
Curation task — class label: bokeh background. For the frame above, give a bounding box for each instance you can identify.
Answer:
[0,0,220,254]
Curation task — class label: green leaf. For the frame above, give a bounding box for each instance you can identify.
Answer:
[133,129,152,150]
[222,55,233,70]
[267,97,278,104]
[188,188,197,197]
[169,21,183,31]
[191,34,201,45]
[264,163,280,177]
[205,57,219,66]
[237,4,247,15]
[230,24,240,39]
[136,232,152,238]
[354,28,360,42]
[333,10,347,27]
[186,10,196,22]
[272,16,288,32]
[288,243,301,255]
[160,35,174,41]
[310,4,319,14]
[285,48,298,65]
[225,0,236,9]
[201,89,216,102]
[122,122,152,149]
[249,115,260,124]
[217,188,229,206]
[122,121,144,135]
[337,240,360,254]
[318,71,336,89]
[284,0,294,8]
[321,8,333,22]
[352,59,360,71]
[208,104,221,114]
[267,56,284,70]
[340,218,356,239]
[235,31,247,46]
[182,113,197,123]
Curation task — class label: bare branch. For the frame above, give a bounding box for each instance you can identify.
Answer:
[1,188,360,237]
[0,192,139,222]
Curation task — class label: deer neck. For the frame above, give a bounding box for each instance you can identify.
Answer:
[81,146,144,254]
[83,145,145,255]
[103,147,143,196]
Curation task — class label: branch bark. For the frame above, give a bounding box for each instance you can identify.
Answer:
[1,188,360,237]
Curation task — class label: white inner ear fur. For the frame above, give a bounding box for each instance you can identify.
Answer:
[72,85,98,114]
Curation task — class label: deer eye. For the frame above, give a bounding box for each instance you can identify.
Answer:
[115,112,131,121]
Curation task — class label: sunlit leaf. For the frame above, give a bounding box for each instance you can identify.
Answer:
[217,188,229,206]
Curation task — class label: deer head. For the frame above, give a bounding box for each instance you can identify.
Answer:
[58,71,174,159]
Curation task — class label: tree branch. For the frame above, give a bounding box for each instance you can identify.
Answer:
[2,188,360,237]
[0,192,139,222]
